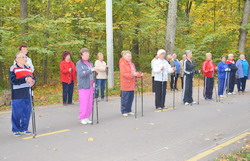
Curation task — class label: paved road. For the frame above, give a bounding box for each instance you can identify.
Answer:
[0,83,250,161]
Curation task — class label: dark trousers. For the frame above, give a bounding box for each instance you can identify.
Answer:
[237,76,247,92]
[181,77,184,89]
[155,81,167,108]
[170,74,179,89]
[183,74,193,103]
[203,77,214,99]
[121,91,134,114]
[228,71,236,93]
[11,98,31,132]
[152,77,156,92]
[95,79,106,98]
[62,82,74,104]
[218,78,226,96]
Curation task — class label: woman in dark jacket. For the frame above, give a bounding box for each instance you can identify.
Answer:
[76,48,96,125]
[60,51,76,105]
[183,50,196,105]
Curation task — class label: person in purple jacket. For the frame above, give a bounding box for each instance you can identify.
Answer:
[236,54,249,94]
[217,56,229,98]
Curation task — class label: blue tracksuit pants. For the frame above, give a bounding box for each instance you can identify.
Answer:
[11,97,32,133]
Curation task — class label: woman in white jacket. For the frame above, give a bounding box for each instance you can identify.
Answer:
[153,49,175,110]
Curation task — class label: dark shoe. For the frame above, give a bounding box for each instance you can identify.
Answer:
[68,103,74,105]
[175,88,179,91]
[63,103,67,106]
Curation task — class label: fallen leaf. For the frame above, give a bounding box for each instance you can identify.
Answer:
[84,132,88,134]
[53,148,59,151]
[205,138,210,141]
[149,123,154,126]
[87,137,94,141]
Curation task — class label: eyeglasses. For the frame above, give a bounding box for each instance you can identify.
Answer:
[16,56,27,59]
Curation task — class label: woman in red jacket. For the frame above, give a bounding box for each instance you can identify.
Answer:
[119,50,143,117]
[202,53,217,100]
[60,51,76,105]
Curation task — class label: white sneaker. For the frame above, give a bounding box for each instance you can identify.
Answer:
[85,118,92,124]
[184,102,189,105]
[192,101,196,104]
[128,112,135,116]
[122,113,128,117]
[80,119,88,125]
[228,93,232,95]
[219,95,224,98]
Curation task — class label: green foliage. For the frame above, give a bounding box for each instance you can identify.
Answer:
[0,0,248,89]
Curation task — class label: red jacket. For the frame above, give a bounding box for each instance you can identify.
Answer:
[119,58,141,91]
[202,60,217,78]
[60,60,76,83]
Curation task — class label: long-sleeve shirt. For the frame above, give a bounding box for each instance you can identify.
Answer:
[95,60,107,79]
[153,59,174,82]
[217,61,228,79]
[9,64,35,99]
[202,60,217,78]
[183,59,195,75]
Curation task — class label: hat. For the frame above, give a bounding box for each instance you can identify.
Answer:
[157,49,166,56]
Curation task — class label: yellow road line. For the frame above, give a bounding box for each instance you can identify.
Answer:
[187,131,250,161]
[22,129,71,140]
[155,107,174,112]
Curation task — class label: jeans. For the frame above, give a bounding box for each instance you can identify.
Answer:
[95,79,106,99]
[62,82,74,104]
[237,76,248,92]
[121,91,134,114]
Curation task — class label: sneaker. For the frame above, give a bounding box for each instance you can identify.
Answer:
[13,132,21,137]
[85,118,92,124]
[228,93,232,95]
[184,102,189,105]
[219,95,224,98]
[192,101,196,104]
[20,131,32,135]
[128,112,135,116]
[156,107,162,110]
[80,119,88,125]
[122,113,128,117]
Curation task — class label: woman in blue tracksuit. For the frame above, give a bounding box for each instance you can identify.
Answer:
[236,54,249,94]
[217,56,229,97]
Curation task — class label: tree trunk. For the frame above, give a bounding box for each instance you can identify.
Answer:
[0,3,4,88]
[238,0,250,54]
[165,0,178,55]
[43,0,51,85]
[20,0,28,35]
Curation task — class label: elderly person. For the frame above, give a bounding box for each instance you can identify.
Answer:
[226,54,238,94]
[119,50,142,117]
[202,53,217,100]
[236,54,249,94]
[170,53,181,91]
[76,48,96,125]
[9,52,36,136]
[179,54,186,89]
[151,53,158,93]
[13,45,34,73]
[95,52,108,100]
[153,49,175,110]
[183,50,196,105]
[60,50,76,105]
[217,56,229,97]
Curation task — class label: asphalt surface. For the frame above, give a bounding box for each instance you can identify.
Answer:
[0,83,250,161]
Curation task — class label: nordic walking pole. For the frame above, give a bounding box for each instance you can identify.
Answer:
[91,71,96,125]
[96,77,99,124]
[173,72,176,109]
[213,70,218,102]
[30,87,36,138]
[161,71,164,111]
[135,76,138,119]
[197,72,200,105]
[141,73,144,117]
[106,67,108,102]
